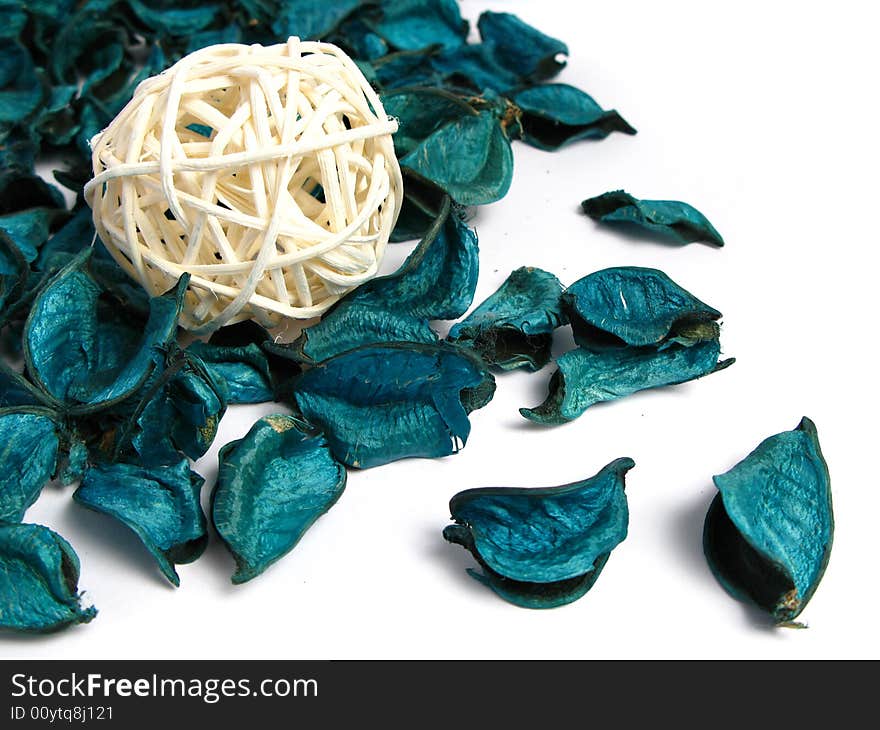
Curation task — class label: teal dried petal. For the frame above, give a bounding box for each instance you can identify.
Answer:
[389,169,446,242]
[704,418,833,625]
[283,196,478,363]
[213,415,346,584]
[0,362,49,408]
[0,229,29,315]
[50,18,125,92]
[126,0,221,36]
[382,87,474,157]
[23,251,185,409]
[521,340,734,425]
[582,190,725,247]
[0,522,96,632]
[511,84,636,150]
[334,18,388,60]
[59,437,88,486]
[187,25,243,53]
[371,0,468,52]
[291,341,495,468]
[0,168,65,213]
[477,11,568,82]
[188,324,275,405]
[400,110,513,206]
[443,458,633,608]
[74,459,208,587]
[271,0,364,40]
[0,43,43,123]
[0,207,67,265]
[563,267,722,349]
[429,44,521,93]
[448,266,566,371]
[34,206,94,271]
[0,409,59,523]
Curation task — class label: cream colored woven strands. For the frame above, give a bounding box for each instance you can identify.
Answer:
[85,37,402,334]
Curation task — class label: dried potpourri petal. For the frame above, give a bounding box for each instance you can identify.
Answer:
[271,0,366,43]
[448,266,566,371]
[509,84,636,151]
[521,340,734,425]
[389,170,447,243]
[0,522,96,632]
[277,196,478,363]
[582,190,725,247]
[443,458,633,608]
[212,415,347,583]
[0,408,60,523]
[290,341,495,469]
[381,87,475,157]
[0,42,44,123]
[23,250,185,412]
[563,267,722,349]
[400,110,513,206]
[704,418,833,625]
[74,458,208,587]
[476,11,568,83]
[369,0,468,52]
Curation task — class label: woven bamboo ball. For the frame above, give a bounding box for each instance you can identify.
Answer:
[85,38,402,334]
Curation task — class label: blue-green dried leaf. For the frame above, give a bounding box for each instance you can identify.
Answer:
[0,208,67,265]
[0,362,50,408]
[272,0,364,40]
[126,0,221,36]
[371,0,467,52]
[400,111,513,206]
[448,266,565,371]
[521,340,734,425]
[213,415,346,583]
[382,87,475,157]
[334,17,388,60]
[511,84,636,150]
[704,417,832,625]
[283,196,478,363]
[291,342,494,468]
[74,459,207,587]
[563,267,722,349]
[477,11,568,82]
[389,169,446,242]
[0,43,43,122]
[0,409,59,523]
[0,522,96,632]
[429,44,521,94]
[443,458,633,608]
[582,190,725,247]
[188,323,275,405]
[23,251,184,409]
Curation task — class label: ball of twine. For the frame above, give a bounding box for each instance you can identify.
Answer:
[84,38,402,334]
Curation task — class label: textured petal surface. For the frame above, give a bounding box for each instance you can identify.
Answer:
[476,11,568,82]
[704,418,833,623]
[0,409,59,523]
[0,522,96,632]
[74,459,208,587]
[371,0,468,52]
[213,415,346,583]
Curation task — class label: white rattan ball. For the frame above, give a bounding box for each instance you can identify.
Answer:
[84,38,402,334]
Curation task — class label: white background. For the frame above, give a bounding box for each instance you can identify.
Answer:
[9,0,880,659]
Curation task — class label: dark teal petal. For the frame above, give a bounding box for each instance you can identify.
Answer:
[0,522,96,632]
[284,196,478,363]
[34,206,94,271]
[563,267,722,349]
[372,50,439,89]
[521,341,734,425]
[291,341,494,468]
[477,11,568,82]
[0,43,43,122]
[401,111,513,206]
[24,251,184,408]
[271,0,364,40]
[582,190,725,247]
[443,458,633,608]
[334,17,388,60]
[213,415,346,583]
[126,0,221,36]
[705,418,833,624]
[371,0,468,51]
[429,43,521,93]
[0,207,66,264]
[0,409,59,522]
[449,266,565,371]
[511,84,636,150]
[74,459,208,587]
[389,170,446,242]
[188,323,275,405]
[382,87,475,157]
[0,362,51,408]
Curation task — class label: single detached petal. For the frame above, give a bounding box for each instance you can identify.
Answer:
[0,522,96,632]
[581,190,724,246]
[281,197,478,363]
[521,341,734,425]
[0,409,59,523]
[74,459,208,587]
[371,0,468,52]
[563,267,722,349]
[704,417,833,624]
[477,11,568,82]
[291,342,495,468]
[511,84,636,150]
[400,111,513,206]
[213,415,347,584]
[449,266,566,371]
[443,458,633,608]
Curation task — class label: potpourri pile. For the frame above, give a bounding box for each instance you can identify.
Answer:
[0,1,832,630]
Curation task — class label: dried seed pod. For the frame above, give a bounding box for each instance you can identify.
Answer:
[704,418,833,625]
